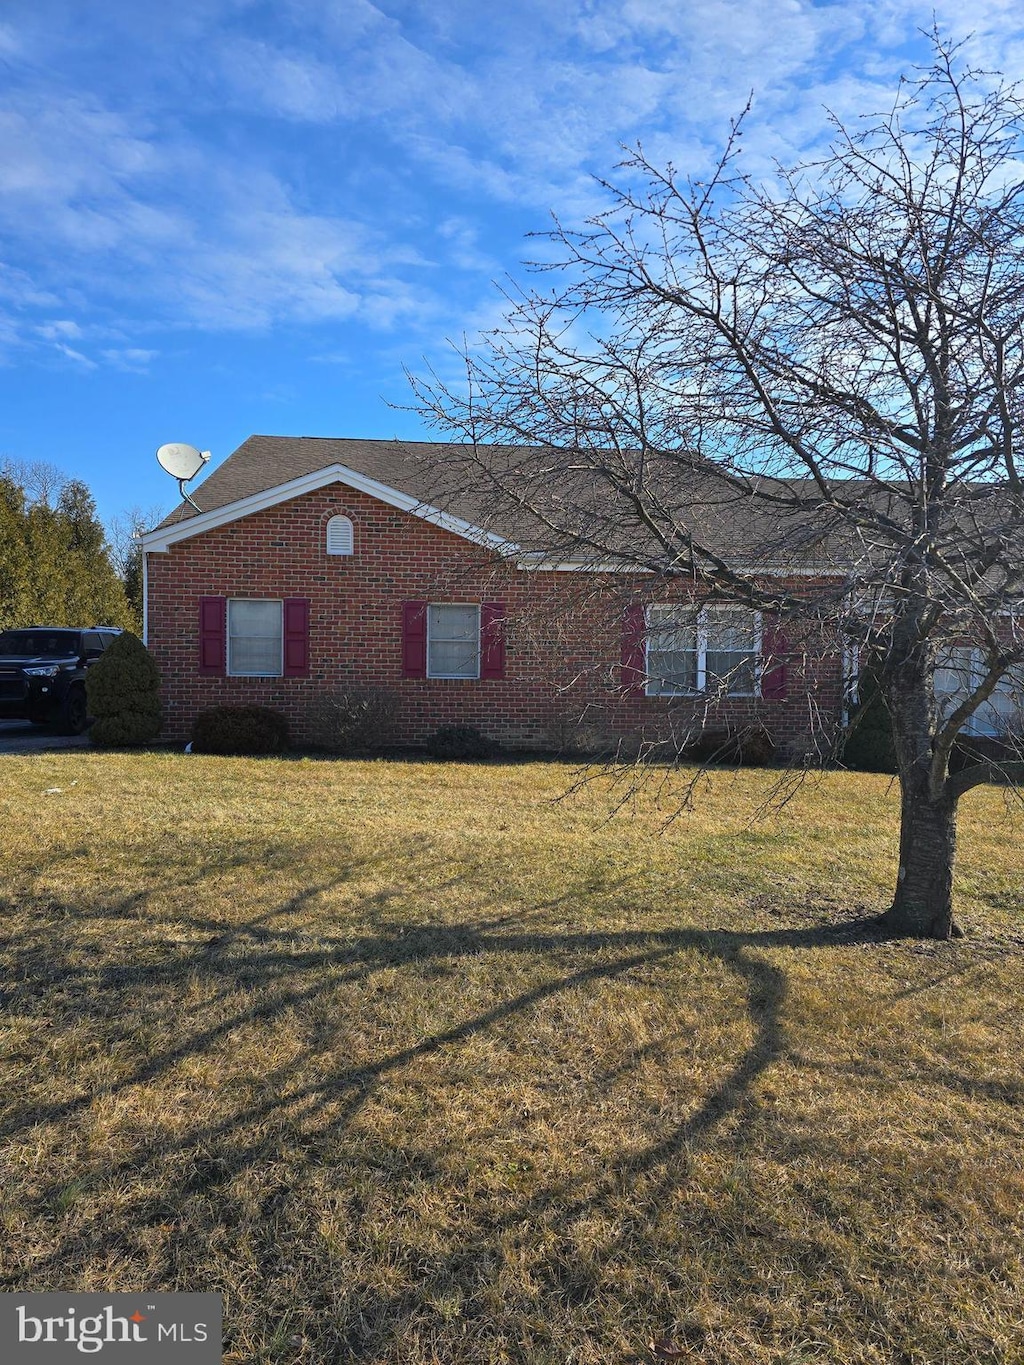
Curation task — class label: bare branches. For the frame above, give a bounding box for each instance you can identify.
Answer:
[418,42,1024,622]
[408,34,1024,877]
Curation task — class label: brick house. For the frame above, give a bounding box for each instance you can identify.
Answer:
[141,434,851,752]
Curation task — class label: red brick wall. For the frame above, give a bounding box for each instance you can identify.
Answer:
[146,482,847,754]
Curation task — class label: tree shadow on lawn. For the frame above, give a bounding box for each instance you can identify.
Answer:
[0,890,938,1357]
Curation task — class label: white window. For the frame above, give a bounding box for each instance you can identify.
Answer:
[978,674,1024,735]
[427,604,480,679]
[646,605,760,697]
[326,515,354,555]
[228,599,283,677]
[646,605,698,695]
[934,647,975,724]
[935,647,1024,737]
[703,605,760,696]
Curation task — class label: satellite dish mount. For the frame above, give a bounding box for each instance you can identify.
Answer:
[156,443,210,512]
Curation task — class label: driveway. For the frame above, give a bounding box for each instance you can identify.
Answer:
[0,720,92,753]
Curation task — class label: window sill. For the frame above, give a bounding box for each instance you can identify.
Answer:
[644,690,760,700]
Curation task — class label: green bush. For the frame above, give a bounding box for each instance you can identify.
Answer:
[304,687,399,753]
[86,631,161,747]
[191,705,290,755]
[843,664,897,773]
[424,723,495,761]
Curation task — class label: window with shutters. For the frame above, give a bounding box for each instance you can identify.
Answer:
[227,599,283,677]
[326,515,354,555]
[646,604,761,697]
[427,604,480,679]
[403,600,504,680]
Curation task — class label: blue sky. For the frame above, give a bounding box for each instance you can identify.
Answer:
[1,0,1022,528]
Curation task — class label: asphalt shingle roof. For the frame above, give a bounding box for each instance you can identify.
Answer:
[155,433,848,570]
[157,435,465,524]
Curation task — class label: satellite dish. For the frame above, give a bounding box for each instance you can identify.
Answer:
[156,443,211,512]
[157,443,209,481]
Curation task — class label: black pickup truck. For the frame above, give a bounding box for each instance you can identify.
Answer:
[0,627,122,734]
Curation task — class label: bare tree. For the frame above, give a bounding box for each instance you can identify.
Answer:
[412,35,1024,940]
[1,457,67,508]
[107,503,168,620]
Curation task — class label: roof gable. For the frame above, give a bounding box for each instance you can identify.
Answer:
[141,456,516,555]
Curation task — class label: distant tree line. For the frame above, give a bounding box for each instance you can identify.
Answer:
[0,459,145,633]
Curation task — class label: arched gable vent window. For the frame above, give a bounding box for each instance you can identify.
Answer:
[326,515,354,556]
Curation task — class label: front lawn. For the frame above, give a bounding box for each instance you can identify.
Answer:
[0,753,1021,1363]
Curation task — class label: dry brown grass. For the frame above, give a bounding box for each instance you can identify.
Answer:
[0,752,1021,1364]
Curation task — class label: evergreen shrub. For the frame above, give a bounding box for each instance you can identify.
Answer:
[191,705,290,755]
[86,631,161,747]
[843,663,897,773]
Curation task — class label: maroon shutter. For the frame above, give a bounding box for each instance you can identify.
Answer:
[283,598,310,678]
[199,596,225,676]
[760,618,789,700]
[402,601,427,678]
[621,603,647,697]
[480,601,506,680]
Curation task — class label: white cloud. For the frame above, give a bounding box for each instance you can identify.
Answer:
[308,350,355,366]
[55,343,97,369]
[434,217,497,273]
[36,319,83,340]
[0,262,56,305]
[215,40,345,122]
[101,347,158,371]
[0,101,157,202]
[212,12,477,127]
[0,22,21,57]
[3,0,1024,374]
[0,71,440,338]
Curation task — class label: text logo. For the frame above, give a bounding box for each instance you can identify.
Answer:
[2,1294,221,1362]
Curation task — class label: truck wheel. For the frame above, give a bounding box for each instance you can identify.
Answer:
[57,686,88,736]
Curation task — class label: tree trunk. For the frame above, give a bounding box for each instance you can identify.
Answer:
[879,782,960,939]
